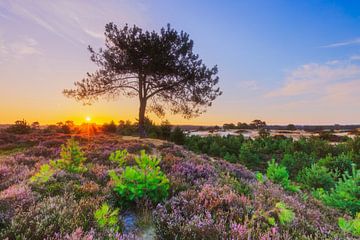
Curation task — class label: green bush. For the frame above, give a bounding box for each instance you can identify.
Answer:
[109,150,169,204]
[319,153,354,176]
[314,166,360,216]
[338,213,360,237]
[94,203,120,233]
[296,164,335,191]
[170,127,186,145]
[281,152,314,178]
[51,138,87,173]
[266,160,299,192]
[109,149,128,166]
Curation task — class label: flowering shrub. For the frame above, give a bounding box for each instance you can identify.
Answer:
[154,184,252,239]
[109,150,169,204]
[2,194,102,239]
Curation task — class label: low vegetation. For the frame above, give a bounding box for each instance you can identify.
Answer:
[0,127,358,239]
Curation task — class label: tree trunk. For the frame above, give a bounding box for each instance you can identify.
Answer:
[138,98,147,138]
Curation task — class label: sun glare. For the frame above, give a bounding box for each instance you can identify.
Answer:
[85,116,91,122]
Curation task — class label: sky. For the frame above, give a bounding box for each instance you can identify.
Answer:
[1,0,360,125]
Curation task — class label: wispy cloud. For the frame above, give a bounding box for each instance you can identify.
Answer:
[0,36,41,63]
[266,61,360,98]
[321,38,360,48]
[83,29,104,40]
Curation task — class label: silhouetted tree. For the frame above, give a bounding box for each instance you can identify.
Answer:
[63,23,221,137]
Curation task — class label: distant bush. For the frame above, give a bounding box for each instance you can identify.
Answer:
[170,127,186,145]
[6,120,31,134]
[296,164,335,191]
[109,150,169,205]
[102,121,117,133]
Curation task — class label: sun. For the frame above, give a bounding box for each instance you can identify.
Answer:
[85,116,91,122]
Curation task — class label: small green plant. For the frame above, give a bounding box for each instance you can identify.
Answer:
[338,213,360,237]
[109,150,169,204]
[109,149,128,166]
[255,172,265,183]
[52,138,87,173]
[266,159,299,192]
[30,164,55,184]
[276,202,295,225]
[267,216,276,226]
[94,203,120,233]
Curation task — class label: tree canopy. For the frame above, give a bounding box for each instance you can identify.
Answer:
[64,23,221,137]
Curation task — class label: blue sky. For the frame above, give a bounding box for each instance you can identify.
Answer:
[1,0,360,125]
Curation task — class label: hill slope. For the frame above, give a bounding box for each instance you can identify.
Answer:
[0,132,355,239]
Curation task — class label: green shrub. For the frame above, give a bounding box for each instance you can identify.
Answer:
[51,138,87,173]
[109,150,169,204]
[281,152,314,178]
[338,213,360,237]
[319,153,354,176]
[30,164,55,184]
[109,149,128,166]
[313,166,360,216]
[170,127,186,145]
[94,203,120,233]
[266,160,299,192]
[296,164,335,191]
[276,202,295,225]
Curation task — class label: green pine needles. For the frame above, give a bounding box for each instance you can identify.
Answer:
[109,150,170,205]
[94,203,120,233]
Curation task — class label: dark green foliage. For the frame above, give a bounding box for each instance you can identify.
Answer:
[318,153,354,176]
[281,152,314,179]
[170,126,186,145]
[296,164,335,191]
